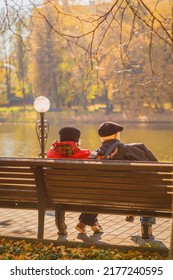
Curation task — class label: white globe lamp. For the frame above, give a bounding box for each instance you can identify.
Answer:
[34,96,50,158]
[34,96,50,113]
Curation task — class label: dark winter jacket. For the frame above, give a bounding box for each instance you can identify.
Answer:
[89,139,157,161]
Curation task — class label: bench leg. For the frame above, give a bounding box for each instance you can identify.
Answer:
[38,209,46,239]
[55,206,67,235]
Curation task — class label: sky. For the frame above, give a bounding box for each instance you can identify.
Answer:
[0,0,42,9]
[0,0,93,9]
[0,0,112,8]
[0,0,112,15]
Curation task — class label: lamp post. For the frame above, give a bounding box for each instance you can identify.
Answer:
[34,96,50,158]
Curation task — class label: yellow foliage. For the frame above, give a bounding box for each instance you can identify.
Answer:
[0,238,168,260]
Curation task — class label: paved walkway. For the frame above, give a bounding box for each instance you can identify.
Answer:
[0,208,172,249]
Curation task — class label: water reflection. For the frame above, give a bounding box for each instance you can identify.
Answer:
[0,123,37,158]
[0,122,172,161]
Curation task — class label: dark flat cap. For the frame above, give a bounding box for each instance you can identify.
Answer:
[59,127,80,142]
[98,121,124,137]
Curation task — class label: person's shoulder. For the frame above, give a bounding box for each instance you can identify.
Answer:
[81,149,91,155]
[47,149,59,158]
[76,149,91,158]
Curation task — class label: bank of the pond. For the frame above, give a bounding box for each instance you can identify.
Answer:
[0,107,172,124]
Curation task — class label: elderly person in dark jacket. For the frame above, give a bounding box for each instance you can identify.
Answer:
[89,121,157,239]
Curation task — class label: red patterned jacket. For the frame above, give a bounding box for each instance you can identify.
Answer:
[47,141,90,159]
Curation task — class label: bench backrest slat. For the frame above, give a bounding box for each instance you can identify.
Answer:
[0,164,38,207]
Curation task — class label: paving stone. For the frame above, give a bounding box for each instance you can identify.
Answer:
[0,208,171,249]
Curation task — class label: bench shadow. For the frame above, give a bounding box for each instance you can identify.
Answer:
[12,229,36,234]
[131,235,168,249]
[56,232,108,245]
[76,232,108,245]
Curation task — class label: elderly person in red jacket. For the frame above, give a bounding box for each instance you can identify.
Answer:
[47,126,102,234]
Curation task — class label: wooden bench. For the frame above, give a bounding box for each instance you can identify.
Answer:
[0,158,172,239]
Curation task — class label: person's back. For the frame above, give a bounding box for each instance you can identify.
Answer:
[90,122,157,162]
[89,121,157,239]
[47,127,90,159]
[47,126,102,234]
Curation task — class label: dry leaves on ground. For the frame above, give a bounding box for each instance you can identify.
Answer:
[0,238,168,260]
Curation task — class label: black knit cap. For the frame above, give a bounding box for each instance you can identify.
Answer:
[59,127,81,142]
[98,121,124,137]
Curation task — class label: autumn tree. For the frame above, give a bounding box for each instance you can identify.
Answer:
[28,1,60,107]
[1,0,173,112]
[12,19,31,106]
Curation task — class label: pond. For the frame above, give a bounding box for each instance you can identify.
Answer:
[0,122,172,162]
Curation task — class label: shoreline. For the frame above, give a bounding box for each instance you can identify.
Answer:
[0,109,172,124]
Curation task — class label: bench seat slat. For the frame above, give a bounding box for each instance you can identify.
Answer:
[48,198,170,211]
[55,204,172,218]
[48,191,171,204]
[47,185,171,196]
